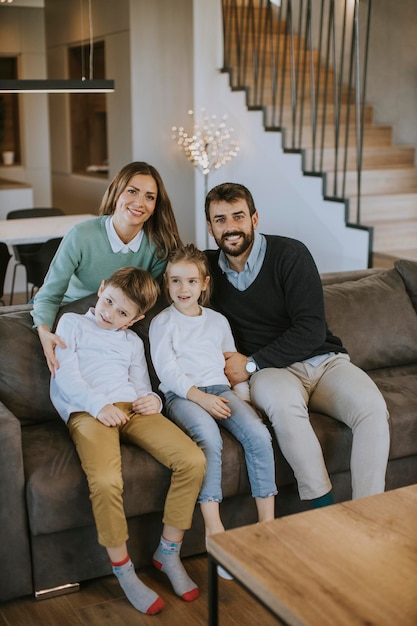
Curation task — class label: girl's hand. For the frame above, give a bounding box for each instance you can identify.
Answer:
[187,387,231,420]
[37,324,67,377]
[133,394,161,415]
[96,404,130,427]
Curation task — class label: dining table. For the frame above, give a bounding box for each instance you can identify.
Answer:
[0,213,97,246]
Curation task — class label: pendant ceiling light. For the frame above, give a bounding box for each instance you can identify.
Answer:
[0,79,114,93]
[0,0,115,93]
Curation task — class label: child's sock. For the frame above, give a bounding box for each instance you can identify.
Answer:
[153,537,199,602]
[112,556,164,615]
[311,491,334,509]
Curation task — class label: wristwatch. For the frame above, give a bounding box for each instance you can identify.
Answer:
[245,357,257,375]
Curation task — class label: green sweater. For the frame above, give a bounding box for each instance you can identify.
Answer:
[31,216,166,329]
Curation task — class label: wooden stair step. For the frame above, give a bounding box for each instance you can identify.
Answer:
[325,167,417,197]
[286,125,393,149]
[369,219,417,251]
[349,193,417,222]
[262,103,375,125]
[375,248,417,262]
[304,146,415,172]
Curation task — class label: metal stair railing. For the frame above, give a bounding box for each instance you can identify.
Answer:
[221,0,372,226]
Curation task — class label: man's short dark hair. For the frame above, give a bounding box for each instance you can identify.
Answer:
[205,182,257,221]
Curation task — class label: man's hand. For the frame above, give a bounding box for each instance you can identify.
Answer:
[224,351,249,386]
[37,324,67,377]
[132,394,161,415]
[187,387,231,419]
[96,404,130,427]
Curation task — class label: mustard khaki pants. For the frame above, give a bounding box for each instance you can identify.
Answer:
[68,403,206,548]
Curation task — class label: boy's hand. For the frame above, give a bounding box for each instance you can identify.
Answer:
[132,394,160,415]
[187,387,231,420]
[96,404,130,427]
[38,324,67,377]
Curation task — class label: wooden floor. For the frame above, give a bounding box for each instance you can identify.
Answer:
[0,555,283,626]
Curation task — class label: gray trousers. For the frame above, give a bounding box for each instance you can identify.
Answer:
[250,354,390,500]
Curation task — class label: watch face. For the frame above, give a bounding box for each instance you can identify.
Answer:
[246,360,256,373]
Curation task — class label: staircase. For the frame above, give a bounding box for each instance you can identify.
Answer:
[221,0,417,268]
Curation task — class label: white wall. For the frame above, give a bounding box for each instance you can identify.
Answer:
[192,0,369,272]
[0,5,51,206]
[129,0,195,245]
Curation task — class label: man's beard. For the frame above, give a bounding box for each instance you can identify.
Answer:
[215,230,254,257]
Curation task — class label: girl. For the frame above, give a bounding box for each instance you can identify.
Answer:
[32,161,182,376]
[149,245,277,576]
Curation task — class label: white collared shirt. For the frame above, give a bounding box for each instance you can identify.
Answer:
[105,216,144,253]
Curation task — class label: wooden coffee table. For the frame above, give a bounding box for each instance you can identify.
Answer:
[206,484,417,626]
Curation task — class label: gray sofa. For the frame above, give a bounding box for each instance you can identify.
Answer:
[1,260,417,602]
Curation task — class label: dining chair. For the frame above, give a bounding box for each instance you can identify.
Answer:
[0,242,12,306]
[7,208,64,304]
[10,237,63,303]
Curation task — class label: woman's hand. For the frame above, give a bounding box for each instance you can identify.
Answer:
[187,387,231,420]
[37,324,67,377]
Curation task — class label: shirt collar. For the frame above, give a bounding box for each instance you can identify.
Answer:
[218,230,264,273]
[105,216,144,253]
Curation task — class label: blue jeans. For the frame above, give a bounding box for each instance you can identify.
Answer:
[164,385,277,503]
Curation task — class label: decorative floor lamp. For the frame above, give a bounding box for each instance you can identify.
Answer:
[172,109,240,199]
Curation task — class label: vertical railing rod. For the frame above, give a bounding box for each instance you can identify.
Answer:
[240,0,250,87]
[259,0,272,114]
[279,0,291,129]
[291,0,304,148]
[272,0,285,128]
[306,0,317,171]
[319,0,333,178]
[252,0,265,105]
[342,0,356,202]
[298,0,312,151]
[247,0,258,105]
[357,0,372,225]
[313,0,325,173]
[289,2,298,142]
[353,1,362,212]
[330,0,341,197]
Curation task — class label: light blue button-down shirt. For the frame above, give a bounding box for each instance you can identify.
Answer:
[218,231,332,367]
[218,231,266,291]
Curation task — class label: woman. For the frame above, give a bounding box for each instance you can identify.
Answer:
[32,161,182,375]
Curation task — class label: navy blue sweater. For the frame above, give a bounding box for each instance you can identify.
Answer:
[206,235,346,369]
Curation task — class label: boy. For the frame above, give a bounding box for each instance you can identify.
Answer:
[50,266,206,615]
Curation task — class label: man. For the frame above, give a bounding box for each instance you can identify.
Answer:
[205,182,390,507]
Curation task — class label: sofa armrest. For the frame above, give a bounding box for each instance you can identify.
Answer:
[0,402,33,601]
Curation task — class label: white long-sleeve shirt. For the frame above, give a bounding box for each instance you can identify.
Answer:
[50,309,161,422]
[149,304,242,399]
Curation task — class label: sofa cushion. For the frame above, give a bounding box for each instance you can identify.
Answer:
[323,268,417,370]
[368,364,417,460]
[395,259,417,313]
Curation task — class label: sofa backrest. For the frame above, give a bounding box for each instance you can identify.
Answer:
[323,263,417,370]
[1,262,417,423]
